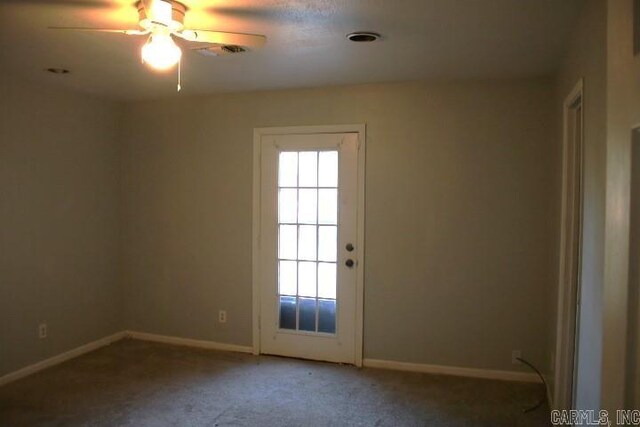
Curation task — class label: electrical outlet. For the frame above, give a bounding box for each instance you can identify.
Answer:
[218,310,227,323]
[38,323,47,339]
[512,350,522,364]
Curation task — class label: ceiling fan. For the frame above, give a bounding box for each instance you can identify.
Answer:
[49,0,267,90]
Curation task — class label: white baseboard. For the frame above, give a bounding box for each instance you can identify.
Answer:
[0,331,127,387]
[1,331,540,388]
[126,331,253,354]
[362,358,542,383]
[0,330,252,387]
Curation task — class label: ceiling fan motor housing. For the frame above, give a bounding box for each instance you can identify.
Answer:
[137,0,187,32]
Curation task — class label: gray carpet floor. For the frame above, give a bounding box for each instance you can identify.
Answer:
[0,339,550,426]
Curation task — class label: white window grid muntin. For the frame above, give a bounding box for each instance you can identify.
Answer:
[276,150,339,334]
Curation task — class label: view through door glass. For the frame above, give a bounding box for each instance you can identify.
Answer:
[277,151,338,334]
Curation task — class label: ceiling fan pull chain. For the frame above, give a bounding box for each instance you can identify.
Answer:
[177,56,182,92]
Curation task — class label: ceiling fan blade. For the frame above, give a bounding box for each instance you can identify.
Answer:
[178,30,266,49]
[48,27,148,36]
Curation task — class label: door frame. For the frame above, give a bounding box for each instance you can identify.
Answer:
[627,126,640,407]
[554,79,584,409]
[252,124,366,366]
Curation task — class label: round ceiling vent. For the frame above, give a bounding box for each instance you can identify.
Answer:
[346,32,381,43]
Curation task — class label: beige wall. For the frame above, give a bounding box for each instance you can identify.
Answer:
[0,73,122,376]
[120,78,558,373]
[552,0,608,410]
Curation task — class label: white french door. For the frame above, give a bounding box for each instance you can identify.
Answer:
[256,130,362,365]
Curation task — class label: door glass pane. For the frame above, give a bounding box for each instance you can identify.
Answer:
[318,299,336,334]
[298,189,317,224]
[317,263,336,299]
[279,152,298,187]
[276,150,339,334]
[298,261,317,297]
[318,189,337,224]
[299,298,317,332]
[279,225,297,260]
[279,189,297,223]
[298,225,317,261]
[298,152,318,187]
[279,296,297,330]
[279,261,297,296]
[318,226,337,262]
[318,151,338,187]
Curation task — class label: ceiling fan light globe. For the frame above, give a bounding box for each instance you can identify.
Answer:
[141,34,181,71]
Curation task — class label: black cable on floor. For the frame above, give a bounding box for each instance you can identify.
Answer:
[515,357,548,413]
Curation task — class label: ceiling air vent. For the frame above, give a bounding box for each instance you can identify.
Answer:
[45,67,70,74]
[196,45,247,57]
[221,45,246,54]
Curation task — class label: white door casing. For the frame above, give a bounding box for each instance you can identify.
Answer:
[554,80,584,410]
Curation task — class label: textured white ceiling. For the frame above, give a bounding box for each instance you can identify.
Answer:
[0,0,583,100]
